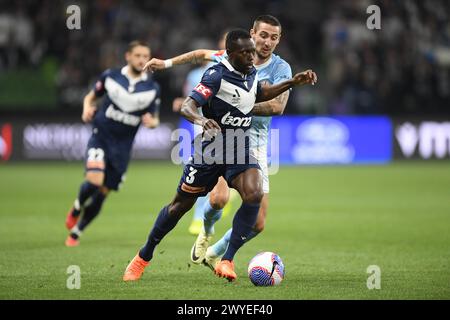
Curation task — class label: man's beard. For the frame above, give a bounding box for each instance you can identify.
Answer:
[130,65,142,76]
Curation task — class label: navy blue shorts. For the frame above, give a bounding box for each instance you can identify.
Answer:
[177,158,261,198]
[84,132,132,191]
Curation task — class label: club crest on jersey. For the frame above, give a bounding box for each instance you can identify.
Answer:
[194,83,213,99]
[232,89,241,104]
[220,111,252,127]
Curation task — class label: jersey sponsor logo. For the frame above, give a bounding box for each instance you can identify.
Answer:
[220,111,252,127]
[105,104,141,126]
[194,83,213,99]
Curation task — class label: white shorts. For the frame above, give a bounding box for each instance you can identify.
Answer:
[253,145,269,194]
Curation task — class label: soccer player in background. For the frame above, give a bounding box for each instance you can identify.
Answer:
[123,29,317,282]
[144,15,296,269]
[64,41,161,247]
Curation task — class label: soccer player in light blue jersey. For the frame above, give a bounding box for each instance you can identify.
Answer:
[144,15,316,270]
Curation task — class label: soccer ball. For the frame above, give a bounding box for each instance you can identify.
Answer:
[248,252,285,286]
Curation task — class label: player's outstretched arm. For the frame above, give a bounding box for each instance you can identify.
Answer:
[82,90,97,123]
[256,70,317,104]
[252,90,290,116]
[143,49,218,72]
[180,97,221,137]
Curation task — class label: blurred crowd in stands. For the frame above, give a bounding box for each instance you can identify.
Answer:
[0,0,449,115]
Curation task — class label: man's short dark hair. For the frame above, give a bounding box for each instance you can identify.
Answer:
[253,15,282,33]
[127,40,150,53]
[225,29,252,52]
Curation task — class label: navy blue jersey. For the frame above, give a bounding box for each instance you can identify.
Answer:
[188,58,262,163]
[92,66,161,142]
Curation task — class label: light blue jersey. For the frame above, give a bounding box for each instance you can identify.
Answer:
[183,62,215,96]
[213,52,292,148]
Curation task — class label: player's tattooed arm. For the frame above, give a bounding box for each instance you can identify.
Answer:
[256,70,317,103]
[82,90,97,123]
[180,97,221,136]
[143,49,218,72]
[252,90,290,116]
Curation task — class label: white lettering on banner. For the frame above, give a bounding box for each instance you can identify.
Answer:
[395,122,418,157]
[396,122,450,159]
[23,123,173,160]
[105,105,141,126]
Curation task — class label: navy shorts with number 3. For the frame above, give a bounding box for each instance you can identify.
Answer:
[177,158,260,198]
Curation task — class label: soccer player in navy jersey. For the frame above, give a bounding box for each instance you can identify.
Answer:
[64,41,161,247]
[145,15,299,269]
[123,29,317,282]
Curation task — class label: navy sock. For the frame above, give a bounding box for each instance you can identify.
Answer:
[77,190,107,232]
[73,181,98,217]
[222,202,260,261]
[139,205,181,261]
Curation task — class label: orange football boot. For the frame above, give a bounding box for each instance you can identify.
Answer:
[65,208,79,230]
[65,235,80,247]
[123,253,150,281]
[214,260,237,282]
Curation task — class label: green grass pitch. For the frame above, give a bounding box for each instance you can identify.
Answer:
[0,161,449,299]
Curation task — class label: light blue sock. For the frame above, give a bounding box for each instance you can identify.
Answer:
[210,228,260,257]
[209,228,232,256]
[193,196,208,220]
[203,199,223,235]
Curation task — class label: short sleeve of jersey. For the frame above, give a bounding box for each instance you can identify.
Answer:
[188,67,221,106]
[273,61,292,85]
[93,69,111,97]
[211,50,227,63]
[147,83,161,115]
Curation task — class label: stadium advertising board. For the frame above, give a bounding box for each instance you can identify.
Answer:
[394,120,450,160]
[13,122,175,160]
[7,117,450,163]
[0,123,13,162]
[270,116,393,165]
[179,116,393,165]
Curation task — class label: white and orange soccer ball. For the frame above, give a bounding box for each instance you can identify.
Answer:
[248,252,285,286]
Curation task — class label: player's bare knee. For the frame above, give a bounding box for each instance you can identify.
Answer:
[85,172,104,187]
[253,220,265,233]
[242,189,264,204]
[210,194,229,210]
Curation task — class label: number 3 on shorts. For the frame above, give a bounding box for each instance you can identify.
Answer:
[186,167,197,184]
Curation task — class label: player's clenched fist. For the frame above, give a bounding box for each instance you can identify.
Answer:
[201,118,221,139]
[292,69,318,86]
[143,58,166,72]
